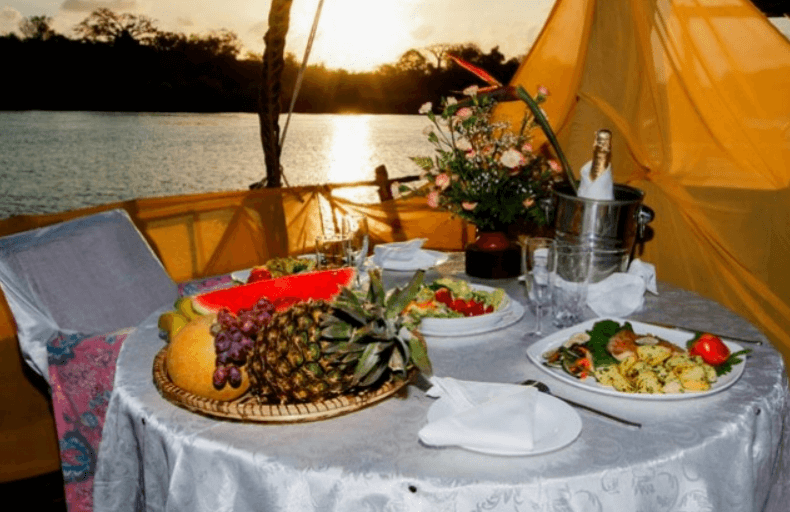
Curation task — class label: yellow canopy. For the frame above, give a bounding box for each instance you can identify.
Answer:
[497,0,790,364]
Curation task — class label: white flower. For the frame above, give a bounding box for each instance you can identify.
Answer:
[446,97,457,106]
[455,138,473,151]
[463,85,479,97]
[419,102,433,114]
[500,148,527,168]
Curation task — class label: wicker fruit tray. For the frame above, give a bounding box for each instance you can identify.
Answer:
[152,348,415,423]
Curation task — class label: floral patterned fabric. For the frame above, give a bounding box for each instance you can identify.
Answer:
[48,274,235,512]
[48,328,132,512]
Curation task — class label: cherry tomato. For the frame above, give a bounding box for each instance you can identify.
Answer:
[451,298,469,314]
[467,300,485,317]
[688,333,730,366]
[434,288,453,306]
[248,267,272,283]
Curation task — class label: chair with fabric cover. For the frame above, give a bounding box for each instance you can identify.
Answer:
[0,209,179,491]
[0,208,179,380]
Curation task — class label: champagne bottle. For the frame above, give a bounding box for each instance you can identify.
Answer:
[589,129,612,181]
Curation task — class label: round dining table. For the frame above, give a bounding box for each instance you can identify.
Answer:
[93,255,790,512]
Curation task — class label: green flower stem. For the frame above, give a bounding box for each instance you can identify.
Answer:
[515,86,578,193]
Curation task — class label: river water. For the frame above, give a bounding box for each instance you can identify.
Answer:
[0,111,435,219]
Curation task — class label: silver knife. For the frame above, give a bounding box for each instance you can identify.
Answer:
[648,321,763,345]
[521,379,641,429]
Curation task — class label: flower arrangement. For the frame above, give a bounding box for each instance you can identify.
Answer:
[404,84,568,232]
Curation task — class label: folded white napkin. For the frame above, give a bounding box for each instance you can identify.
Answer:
[372,238,437,270]
[577,160,615,200]
[586,259,657,317]
[418,377,538,453]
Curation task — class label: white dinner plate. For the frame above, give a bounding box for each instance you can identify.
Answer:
[418,285,524,337]
[526,318,747,400]
[373,250,449,271]
[426,392,582,456]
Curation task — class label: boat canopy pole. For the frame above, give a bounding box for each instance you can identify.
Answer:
[254,0,293,189]
[254,0,326,190]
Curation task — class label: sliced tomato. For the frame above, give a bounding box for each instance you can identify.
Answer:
[688,333,730,366]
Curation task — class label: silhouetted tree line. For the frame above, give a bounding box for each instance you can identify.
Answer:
[0,9,521,113]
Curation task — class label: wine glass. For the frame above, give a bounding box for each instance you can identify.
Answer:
[341,215,369,286]
[522,237,555,336]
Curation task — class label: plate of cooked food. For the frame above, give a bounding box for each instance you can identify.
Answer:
[404,278,524,337]
[526,318,750,400]
[232,255,319,284]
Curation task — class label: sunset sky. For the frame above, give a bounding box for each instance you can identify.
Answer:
[0,0,557,71]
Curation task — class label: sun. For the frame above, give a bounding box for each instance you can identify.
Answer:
[293,0,414,72]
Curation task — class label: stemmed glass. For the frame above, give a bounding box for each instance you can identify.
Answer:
[521,237,554,335]
[342,215,370,286]
[522,237,555,336]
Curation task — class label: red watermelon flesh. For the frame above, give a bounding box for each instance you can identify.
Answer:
[192,267,357,315]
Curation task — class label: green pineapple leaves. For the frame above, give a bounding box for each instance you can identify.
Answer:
[330,269,432,388]
[404,328,432,376]
[385,270,425,319]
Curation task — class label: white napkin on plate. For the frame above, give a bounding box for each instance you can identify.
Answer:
[586,259,658,317]
[418,377,538,453]
[577,160,615,200]
[372,238,437,270]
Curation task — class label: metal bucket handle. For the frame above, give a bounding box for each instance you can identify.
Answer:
[637,205,655,239]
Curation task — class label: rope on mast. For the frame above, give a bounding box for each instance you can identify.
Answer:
[280,0,325,151]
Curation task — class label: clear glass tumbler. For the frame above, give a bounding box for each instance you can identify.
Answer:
[551,242,593,328]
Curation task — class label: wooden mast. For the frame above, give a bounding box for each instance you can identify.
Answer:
[253,0,293,189]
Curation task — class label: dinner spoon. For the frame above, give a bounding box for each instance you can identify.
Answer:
[520,379,642,429]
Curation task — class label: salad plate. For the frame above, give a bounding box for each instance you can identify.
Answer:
[419,285,524,337]
[526,318,746,400]
[426,390,581,456]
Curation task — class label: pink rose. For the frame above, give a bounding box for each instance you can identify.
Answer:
[462,201,478,211]
[455,107,473,119]
[435,173,450,190]
[427,190,440,208]
[523,197,535,208]
[538,85,550,96]
[521,143,533,154]
[548,159,561,173]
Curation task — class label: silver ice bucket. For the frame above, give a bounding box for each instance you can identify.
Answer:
[550,184,654,283]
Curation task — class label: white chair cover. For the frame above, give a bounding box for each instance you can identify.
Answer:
[0,209,178,381]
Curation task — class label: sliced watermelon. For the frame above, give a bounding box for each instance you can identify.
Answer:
[192,267,357,315]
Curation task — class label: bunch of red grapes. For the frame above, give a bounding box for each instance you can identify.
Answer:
[210,298,275,389]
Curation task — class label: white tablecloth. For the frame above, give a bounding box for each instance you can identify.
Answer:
[93,265,790,511]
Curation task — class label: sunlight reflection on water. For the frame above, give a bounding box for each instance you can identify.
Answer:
[0,111,434,219]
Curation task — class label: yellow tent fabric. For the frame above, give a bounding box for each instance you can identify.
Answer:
[497,0,790,364]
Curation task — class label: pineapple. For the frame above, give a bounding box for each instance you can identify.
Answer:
[248,269,432,404]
